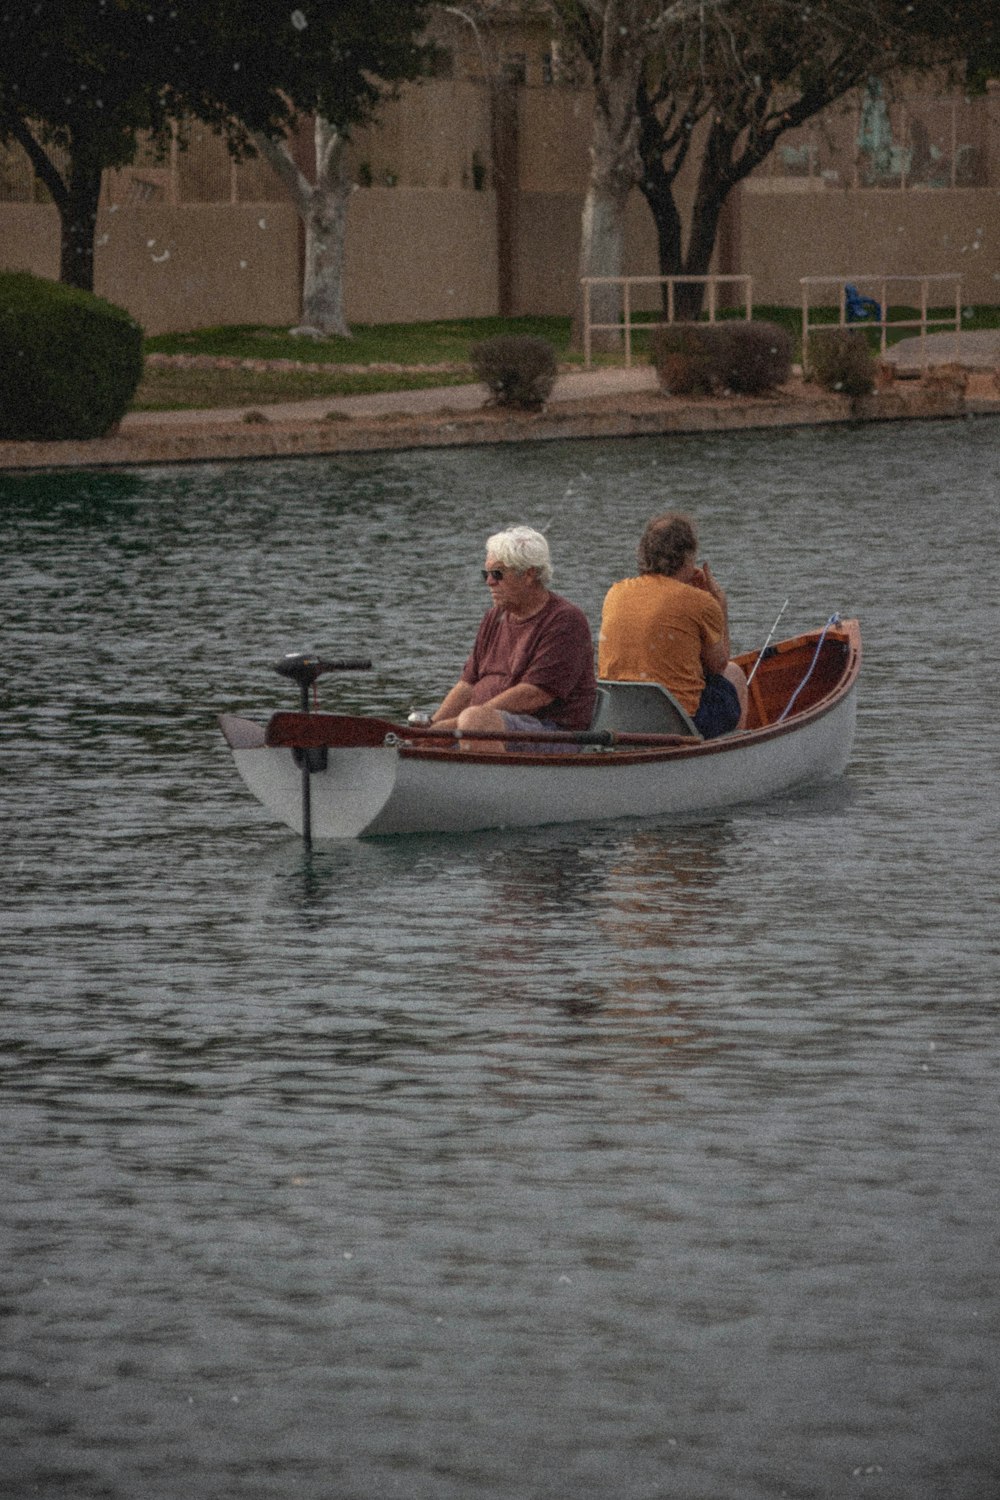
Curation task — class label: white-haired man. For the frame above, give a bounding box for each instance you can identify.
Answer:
[429,526,596,750]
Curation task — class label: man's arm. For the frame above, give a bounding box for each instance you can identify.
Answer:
[430,679,474,726]
[477,682,553,714]
[697,562,732,674]
[433,679,552,728]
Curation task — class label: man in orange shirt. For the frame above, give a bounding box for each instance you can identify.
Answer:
[598,512,748,738]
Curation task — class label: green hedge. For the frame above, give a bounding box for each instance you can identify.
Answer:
[0,273,144,441]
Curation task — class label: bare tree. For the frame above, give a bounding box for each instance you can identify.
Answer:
[547,0,989,340]
[634,0,983,319]
[547,0,717,347]
[254,119,354,338]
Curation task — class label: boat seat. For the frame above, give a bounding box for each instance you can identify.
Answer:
[591,680,702,739]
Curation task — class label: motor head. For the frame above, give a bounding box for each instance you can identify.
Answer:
[272,653,372,690]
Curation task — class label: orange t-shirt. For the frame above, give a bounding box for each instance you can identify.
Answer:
[598,573,724,714]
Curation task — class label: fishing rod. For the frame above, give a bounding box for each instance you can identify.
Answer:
[746,598,790,685]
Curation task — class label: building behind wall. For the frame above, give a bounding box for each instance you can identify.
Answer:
[1,16,997,333]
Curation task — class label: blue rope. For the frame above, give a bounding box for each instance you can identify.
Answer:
[776,614,841,723]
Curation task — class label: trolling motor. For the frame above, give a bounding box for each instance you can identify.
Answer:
[272,652,372,847]
[273,652,373,710]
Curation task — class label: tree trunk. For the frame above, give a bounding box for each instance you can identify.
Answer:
[255,115,353,338]
[675,126,738,317]
[9,118,101,293]
[570,2,645,351]
[575,174,632,351]
[637,155,683,316]
[676,191,727,317]
[59,157,103,292]
[638,117,737,321]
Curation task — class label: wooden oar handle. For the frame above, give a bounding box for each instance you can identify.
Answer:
[265,712,693,751]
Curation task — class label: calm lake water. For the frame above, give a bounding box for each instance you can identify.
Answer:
[2,418,998,1500]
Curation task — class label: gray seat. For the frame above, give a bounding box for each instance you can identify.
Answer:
[591,679,702,739]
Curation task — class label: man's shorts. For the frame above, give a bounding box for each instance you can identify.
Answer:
[693,673,741,739]
[499,712,569,753]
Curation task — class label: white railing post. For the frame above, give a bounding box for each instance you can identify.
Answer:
[583,280,592,369]
[880,277,888,356]
[579,272,759,365]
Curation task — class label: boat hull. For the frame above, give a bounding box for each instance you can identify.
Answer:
[220,620,860,838]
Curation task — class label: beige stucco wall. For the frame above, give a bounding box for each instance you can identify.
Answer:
[343,188,498,323]
[349,81,493,192]
[0,204,60,279]
[0,191,499,332]
[95,204,301,331]
[512,192,664,315]
[517,89,592,194]
[1,124,996,332]
[738,184,1000,304]
[0,202,300,331]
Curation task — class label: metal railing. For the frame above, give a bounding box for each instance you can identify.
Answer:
[800,275,963,370]
[581,274,754,367]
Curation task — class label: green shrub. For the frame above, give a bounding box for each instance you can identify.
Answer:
[470,334,558,410]
[713,319,793,394]
[0,272,144,440]
[807,327,875,397]
[650,323,719,395]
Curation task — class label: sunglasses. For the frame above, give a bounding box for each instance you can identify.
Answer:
[481,568,507,582]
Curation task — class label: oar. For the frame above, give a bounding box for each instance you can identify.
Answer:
[265,712,695,751]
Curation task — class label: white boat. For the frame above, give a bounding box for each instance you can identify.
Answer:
[219,618,861,841]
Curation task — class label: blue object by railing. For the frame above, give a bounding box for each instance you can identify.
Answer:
[845,283,882,321]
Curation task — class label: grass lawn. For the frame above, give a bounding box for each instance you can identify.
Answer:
[135,315,573,411]
[132,365,477,413]
[136,307,1000,411]
[143,315,576,366]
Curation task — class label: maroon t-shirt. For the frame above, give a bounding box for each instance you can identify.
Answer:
[461,593,597,731]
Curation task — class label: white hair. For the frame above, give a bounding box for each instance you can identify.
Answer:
[485,525,553,586]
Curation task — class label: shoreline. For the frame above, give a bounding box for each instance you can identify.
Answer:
[2,367,997,473]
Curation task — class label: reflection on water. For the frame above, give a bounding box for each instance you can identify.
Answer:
[2,421,999,1500]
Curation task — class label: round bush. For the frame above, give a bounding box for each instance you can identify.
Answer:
[470,334,558,410]
[808,327,875,397]
[714,319,793,394]
[0,272,144,440]
[650,323,719,395]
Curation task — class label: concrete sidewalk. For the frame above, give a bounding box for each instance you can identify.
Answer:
[877,327,1000,372]
[120,363,660,430]
[119,330,999,431]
